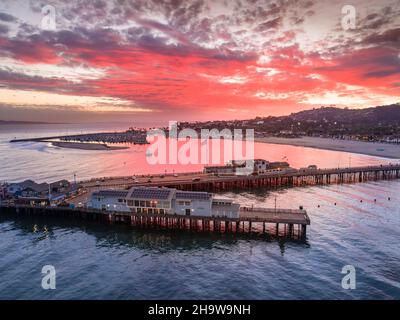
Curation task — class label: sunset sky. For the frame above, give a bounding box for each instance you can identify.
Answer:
[0,0,399,123]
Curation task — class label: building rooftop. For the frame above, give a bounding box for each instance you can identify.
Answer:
[127,187,175,200]
[92,190,129,198]
[10,179,49,193]
[49,180,69,188]
[176,191,212,200]
[213,198,234,203]
[212,202,240,211]
[204,164,232,169]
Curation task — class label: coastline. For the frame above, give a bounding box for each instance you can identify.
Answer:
[255,136,400,159]
[51,141,129,151]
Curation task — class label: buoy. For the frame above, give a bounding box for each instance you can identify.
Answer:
[360,200,363,203]
[334,203,337,206]
[388,197,391,201]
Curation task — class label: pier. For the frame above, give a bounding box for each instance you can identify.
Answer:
[81,163,400,192]
[0,204,310,239]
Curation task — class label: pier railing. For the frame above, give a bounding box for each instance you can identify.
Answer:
[79,163,400,192]
[240,207,306,214]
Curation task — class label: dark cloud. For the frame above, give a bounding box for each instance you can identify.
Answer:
[304,0,314,9]
[364,69,400,78]
[0,24,9,34]
[291,16,304,25]
[0,69,96,94]
[16,23,37,37]
[254,17,281,32]
[93,0,107,9]
[362,28,400,49]
[359,5,396,30]
[0,12,17,22]
[317,48,399,72]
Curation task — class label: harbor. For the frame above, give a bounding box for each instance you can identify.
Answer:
[2,129,400,299]
[9,128,149,150]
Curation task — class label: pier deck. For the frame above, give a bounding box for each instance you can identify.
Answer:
[79,163,400,193]
[240,207,310,225]
[0,204,310,238]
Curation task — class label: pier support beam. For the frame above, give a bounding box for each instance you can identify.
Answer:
[301,225,307,238]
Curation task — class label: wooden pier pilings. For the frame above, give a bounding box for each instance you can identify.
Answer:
[0,205,310,239]
[82,164,400,193]
[166,166,400,192]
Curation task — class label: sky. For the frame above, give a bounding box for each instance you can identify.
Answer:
[0,0,399,124]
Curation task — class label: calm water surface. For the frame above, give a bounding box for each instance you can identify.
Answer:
[0,124,399,299]
[0,123,394,182]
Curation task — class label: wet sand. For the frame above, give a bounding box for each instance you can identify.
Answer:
[51,141,128,151]
[255,136,400,159]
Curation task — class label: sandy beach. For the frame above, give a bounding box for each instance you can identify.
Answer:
[255,136,400,159]
[51,141,128,151]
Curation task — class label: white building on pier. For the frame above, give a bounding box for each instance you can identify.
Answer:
[90,190,130,212]
[89,187,239,218]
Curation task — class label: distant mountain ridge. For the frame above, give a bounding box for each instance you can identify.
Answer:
[180,104,400,137]
[0,120,60,125]
[280,104,400,124]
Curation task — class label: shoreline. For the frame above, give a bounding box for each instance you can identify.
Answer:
[255,136,400,159]
[50,141,129,151]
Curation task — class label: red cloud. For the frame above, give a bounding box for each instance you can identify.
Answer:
[0,7,399,122]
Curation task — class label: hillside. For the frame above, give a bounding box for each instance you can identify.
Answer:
[179,104,400,140]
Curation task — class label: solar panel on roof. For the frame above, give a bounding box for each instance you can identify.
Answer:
[176,191,211,200]
[93,190,129,198]
[130,188,173,199]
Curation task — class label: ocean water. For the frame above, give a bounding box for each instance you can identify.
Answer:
[0,181,399,299]
[0,124,399,299]
[0,123,394,183]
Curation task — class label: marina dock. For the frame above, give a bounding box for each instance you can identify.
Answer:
[9,130,149,145]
